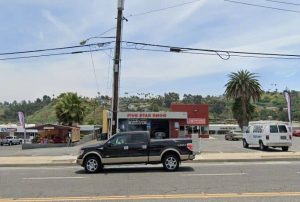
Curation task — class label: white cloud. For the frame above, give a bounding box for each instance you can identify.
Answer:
[41,9,77,41]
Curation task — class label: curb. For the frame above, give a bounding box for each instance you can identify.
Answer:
[0,162,76,167]
[189,157,300,163]
[1,157,300,167]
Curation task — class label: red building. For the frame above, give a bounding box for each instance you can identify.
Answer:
[170,104,209,138]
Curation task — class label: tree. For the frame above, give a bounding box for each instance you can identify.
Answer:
[232,98,255,130]
[55,92,86,126]
[164,92,180,107]
[225,70,263,130]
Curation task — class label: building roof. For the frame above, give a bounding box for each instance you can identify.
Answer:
[27,124,79,130]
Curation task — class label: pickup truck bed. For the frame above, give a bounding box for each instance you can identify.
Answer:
[77,131,196,173]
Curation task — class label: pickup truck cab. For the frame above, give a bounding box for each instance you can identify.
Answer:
[77,131,196,173]
[0,136,23,146]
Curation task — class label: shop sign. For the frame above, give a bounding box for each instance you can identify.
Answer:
[187,118,206,125]
[6,128,17,132]
[128,119,147,125]
[118,112,187,119]
[44,126,55,130]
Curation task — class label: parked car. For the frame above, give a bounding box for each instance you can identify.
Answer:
[225,130,243,141]
[77,131,198,173]
[243,121,292,151]
[293,130,300,137]
[0,136,23,146]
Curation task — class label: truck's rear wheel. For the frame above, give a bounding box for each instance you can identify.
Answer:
[282,146,289,152]
[163,154,179,172]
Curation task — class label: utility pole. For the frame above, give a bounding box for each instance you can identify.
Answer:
[111,0,125,135]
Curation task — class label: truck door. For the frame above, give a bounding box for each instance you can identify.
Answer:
[126,133,148,163]
[269,125,281,142]
[102,133,129,164]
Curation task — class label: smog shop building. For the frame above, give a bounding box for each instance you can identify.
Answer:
[103,104,209,139]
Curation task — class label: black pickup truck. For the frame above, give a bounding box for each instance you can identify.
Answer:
[77,131,196,173]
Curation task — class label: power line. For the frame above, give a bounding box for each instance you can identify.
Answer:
[0,48,113,61]
[0,41,114,56]
[123,41,300,58]
[265,0,300,6]
[127,0,202,17]
[224,0,300,14]
[124,46,300,60]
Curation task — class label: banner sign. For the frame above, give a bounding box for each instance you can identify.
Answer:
[283,91,292,123]
[18,112,25,128]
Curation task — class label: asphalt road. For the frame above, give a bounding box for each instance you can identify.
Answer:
[1,136,300,157]
[1,161,300,201]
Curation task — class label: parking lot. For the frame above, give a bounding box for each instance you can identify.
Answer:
[1,135,300,157]
[200,135,300,153]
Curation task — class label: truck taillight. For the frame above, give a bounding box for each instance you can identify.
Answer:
[289,135,292,140]
[187,143,193,151]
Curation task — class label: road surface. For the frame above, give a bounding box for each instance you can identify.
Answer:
[0,161,300,201]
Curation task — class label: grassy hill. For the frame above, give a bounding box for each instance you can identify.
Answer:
[1,91,299,125]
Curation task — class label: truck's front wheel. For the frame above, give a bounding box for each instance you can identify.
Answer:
[84,156,102,174]
[163,154,179,172]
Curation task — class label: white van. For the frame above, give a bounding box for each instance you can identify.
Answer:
[243,121,292,151]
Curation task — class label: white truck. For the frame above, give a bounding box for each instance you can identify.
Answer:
[0,136,23,146]
[243,121,292,151]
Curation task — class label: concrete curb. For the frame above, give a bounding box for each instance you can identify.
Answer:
[190,157,300,163]
[1,157,300,167]
[0,163,76,167]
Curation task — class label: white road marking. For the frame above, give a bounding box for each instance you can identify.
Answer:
[182,173,248,176]
[23,177,86,180]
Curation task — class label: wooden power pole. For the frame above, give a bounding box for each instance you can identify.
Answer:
[111,0,125,135]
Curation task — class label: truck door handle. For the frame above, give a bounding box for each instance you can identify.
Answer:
[142,145,147,149]
[124,146,129,150]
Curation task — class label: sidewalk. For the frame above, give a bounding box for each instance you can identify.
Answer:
[1,152,300,167]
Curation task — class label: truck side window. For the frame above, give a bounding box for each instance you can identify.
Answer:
[109,134,127,146]
[270,125,278,133]
[127,134,147,144]
[278,125,287,133]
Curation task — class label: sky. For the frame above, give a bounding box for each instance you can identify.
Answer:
[0,0,299,102]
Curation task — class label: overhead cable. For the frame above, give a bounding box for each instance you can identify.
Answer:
[224,0,300,14]
[0,48,113,61]
[0,41,114,56]
[265,0,300,6]
[122,41,300,60]
[127,0,202,17]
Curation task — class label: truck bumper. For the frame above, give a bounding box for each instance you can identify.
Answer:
[265,142,292,147]
[76,158,83,166]
[181,154,195,161]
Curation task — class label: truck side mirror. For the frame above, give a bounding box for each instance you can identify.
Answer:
[106,142,112,147]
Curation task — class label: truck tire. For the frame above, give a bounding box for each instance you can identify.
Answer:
[84,156,102,174]
[259,141,267,151]
[282,146,289,152]
[163,154,179,172]
[243,139,249,148]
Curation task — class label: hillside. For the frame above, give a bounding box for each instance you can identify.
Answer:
[0,91,299,125]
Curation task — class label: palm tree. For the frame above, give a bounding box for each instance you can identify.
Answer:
[232,98,255,130]
[55,92,86,126]
[225,70,263,130]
